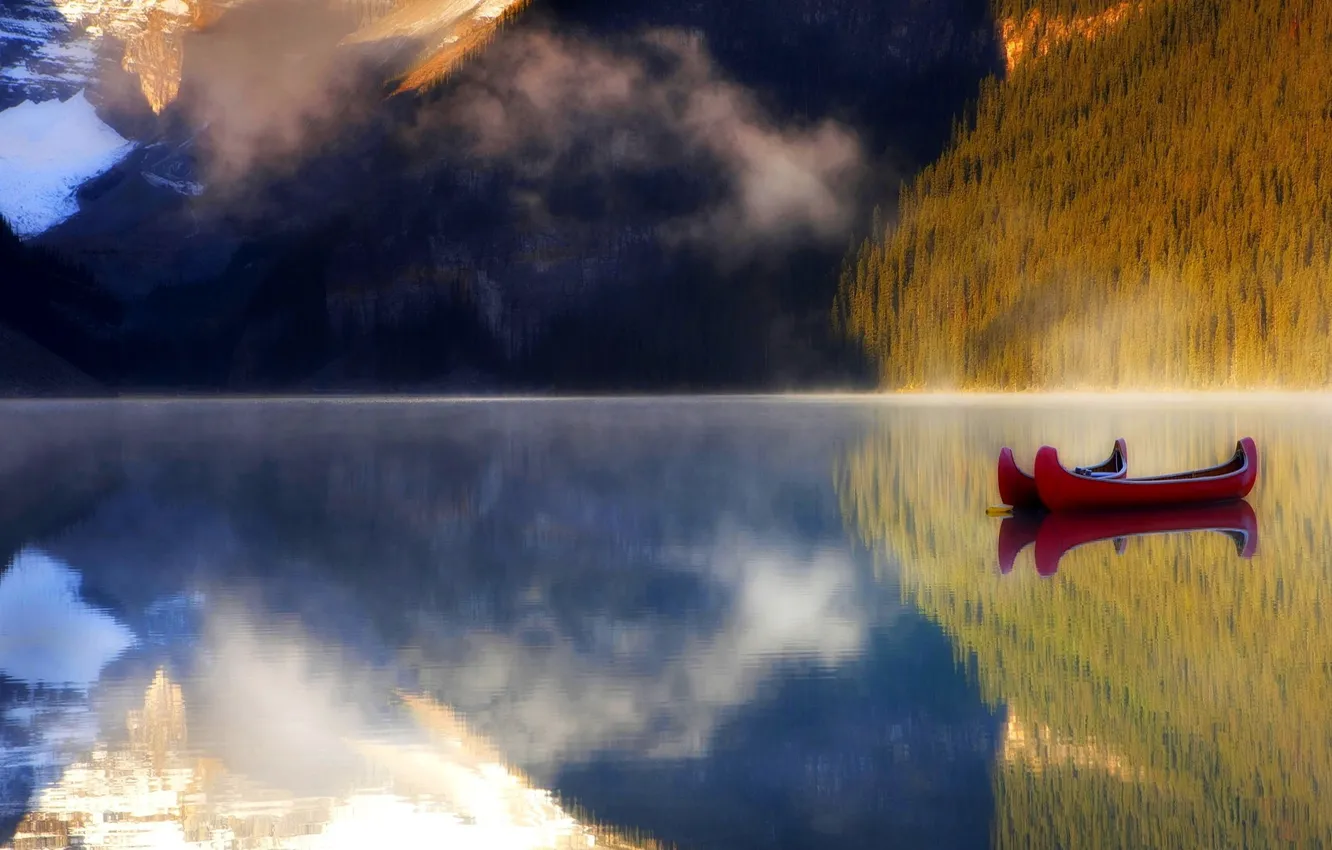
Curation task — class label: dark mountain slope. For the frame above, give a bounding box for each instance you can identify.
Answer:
[0,322,104,397]
[0,216,121,393]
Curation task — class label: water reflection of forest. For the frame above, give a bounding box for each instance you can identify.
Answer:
[836,401,1332,848]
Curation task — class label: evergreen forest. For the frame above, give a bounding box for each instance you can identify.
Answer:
[837,0,1332,388]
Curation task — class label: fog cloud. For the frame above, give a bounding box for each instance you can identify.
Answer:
[180,0,380,187]
[430,27,866,258]
[403,533,871,769]
[175,531,870,799]
[166,1,864,257]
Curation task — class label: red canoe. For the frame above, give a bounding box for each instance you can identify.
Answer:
[998,499,1258,576]
[1034,437,1258,513]
[998,438,1127,510]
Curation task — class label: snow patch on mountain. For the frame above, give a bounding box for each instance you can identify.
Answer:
[0,0,88,107]
[0,89,134,236]
[0,15,61,41]
[50,0,198,29]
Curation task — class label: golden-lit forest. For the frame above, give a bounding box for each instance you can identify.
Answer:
[836,0,1332,388]
[835,403,1332,846]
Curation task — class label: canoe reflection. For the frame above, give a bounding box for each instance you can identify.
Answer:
[998,500,1259,576]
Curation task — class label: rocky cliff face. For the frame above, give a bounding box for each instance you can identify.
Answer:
[1000,1,1143,73]
[2,0,527,120]
[0,0,227,113]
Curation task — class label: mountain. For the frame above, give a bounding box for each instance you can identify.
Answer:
[0,322,103,396]
[837,0,1332,390]
[1,0,101,110]
[1,0,1001,394]
[0,0,529,116]
[0,216,120,393]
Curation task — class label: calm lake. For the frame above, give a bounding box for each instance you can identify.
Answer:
[0,396,1323,849]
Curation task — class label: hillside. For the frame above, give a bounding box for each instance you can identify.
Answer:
[0,322,104,396]
[835,406,1332,846]
[0,216,121,391]
[836,0,1332,389]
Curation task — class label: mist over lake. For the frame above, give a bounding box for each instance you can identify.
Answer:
[0,395,1322,848]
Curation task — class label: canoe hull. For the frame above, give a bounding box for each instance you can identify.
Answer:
[998,438,1127,510]
[1034,437,1258,513]
[997,447,1041,510]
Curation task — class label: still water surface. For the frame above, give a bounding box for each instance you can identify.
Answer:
[0,397,1323,848]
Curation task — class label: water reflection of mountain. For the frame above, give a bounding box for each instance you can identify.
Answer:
[0,681,96,843]
[837,401,1332,847]
[1,400,999,849]
[23,403,863,625]
[0,411,122,568]
[5,669,655,850]
[556,619,997,850]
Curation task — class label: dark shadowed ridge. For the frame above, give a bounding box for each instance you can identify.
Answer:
[0,323,104,397]
[0,214,122,393]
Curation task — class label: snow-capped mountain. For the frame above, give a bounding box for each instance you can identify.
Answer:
[0,0,214,236]
[1,0,245,113]
[0,0,531,240]
[1,0,527,118]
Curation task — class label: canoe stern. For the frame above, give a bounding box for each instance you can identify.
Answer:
[997,446,1041,509]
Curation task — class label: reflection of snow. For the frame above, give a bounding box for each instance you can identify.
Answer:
[310,796,464,847]
[142,591,207,644]
[0,695,100,820]
[308,792,578,850]
[0,549,135,686]
[5,666,637,850]
[3,700,100,757]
